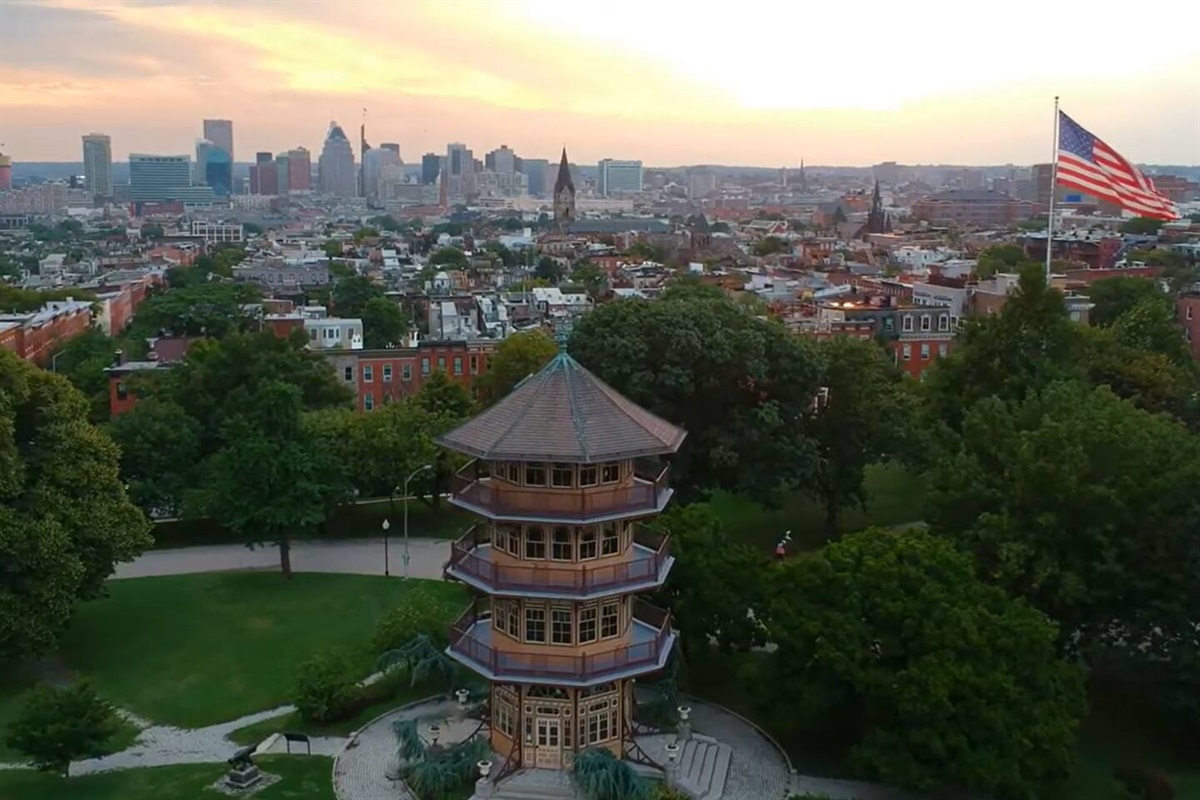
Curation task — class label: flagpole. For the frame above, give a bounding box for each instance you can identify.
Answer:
[1044,96,1060,284]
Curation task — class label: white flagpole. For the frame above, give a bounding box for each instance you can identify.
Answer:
[1045,96,1060,284]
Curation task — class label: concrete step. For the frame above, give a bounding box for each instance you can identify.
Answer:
[674,738,732,800]
[493,768,576,800]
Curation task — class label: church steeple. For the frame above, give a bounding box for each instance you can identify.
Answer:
[553,147,576,231]
[866,179,888,234]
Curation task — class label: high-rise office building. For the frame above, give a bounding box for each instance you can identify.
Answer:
[485,145,518,174]
[0,152,10,191]
[202,119,234,163]
[250,151,278,195]
[275,153,291,195]
[318,122,356,197]
[520,158,549,197]
[381,143,401,158]
[421,153,441,185]
[446,142,475,201]
[195,139,232,197]
[82,134,113,198]
[287,147,312,192]
[597,159,643,196]
[363,146,402,203]
[129,154,213,202]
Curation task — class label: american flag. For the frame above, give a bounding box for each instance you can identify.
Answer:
[1056,111,1179,221]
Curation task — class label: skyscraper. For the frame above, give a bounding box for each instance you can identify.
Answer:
[195,139,232,197]
[363,146,402,203]
[202,119,234,163]
[0,151,10,191]
[129,154,213,202]
[520,158,549,197]
[250,151,278,195]
[485,145,518,174]
[318,122,356,197]
[82,133,113,198]
[445,142,474,201]
[287,147,312,192]
[597,159,643,196]
[421,153,441,185]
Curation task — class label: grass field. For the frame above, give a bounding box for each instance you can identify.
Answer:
[707,462,925,553]
[0,755,333,800]
[29,573,466,729]
[152,500,475,550]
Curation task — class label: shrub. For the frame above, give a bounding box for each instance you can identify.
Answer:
[4,682,120,776]
[1113,765,1176,800]
[293,648,359,723]
[572,747,652,800]
[371,588,453,654]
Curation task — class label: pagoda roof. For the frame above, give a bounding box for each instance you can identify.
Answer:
[438,352,685,463]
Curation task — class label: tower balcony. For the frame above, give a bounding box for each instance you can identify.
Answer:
[447,599,675,687]
[445,525,674,600]
[449,461,673,524]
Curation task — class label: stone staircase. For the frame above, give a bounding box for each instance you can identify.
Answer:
[674,735,732,800]
[492,768,576,800]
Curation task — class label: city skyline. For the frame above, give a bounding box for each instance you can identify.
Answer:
[0,0,1198,166]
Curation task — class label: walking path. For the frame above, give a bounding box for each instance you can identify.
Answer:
[113,537,452,581]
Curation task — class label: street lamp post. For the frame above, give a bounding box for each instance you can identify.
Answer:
[402,464,433,579]
[381,517,391,577]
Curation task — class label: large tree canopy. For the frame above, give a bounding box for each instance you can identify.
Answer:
[568,292,822,503]
[924,381,1200,671]
[0,352,151,660]
[476,329,557,406]
[769,528,1085,800]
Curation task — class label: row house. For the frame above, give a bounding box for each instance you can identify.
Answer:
[325,337,498,412]
[0,298,94,367]
[812,296,955,378]
[1179,290,1200,362]
[893,306,955,378]
[105,337,197,417]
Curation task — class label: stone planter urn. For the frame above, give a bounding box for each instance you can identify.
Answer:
[477,760,493,779]
[677,706,692,741]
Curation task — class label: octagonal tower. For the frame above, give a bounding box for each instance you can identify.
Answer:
[439,352,686,774]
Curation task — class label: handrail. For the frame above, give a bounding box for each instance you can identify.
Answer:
[446,524,672,594]
[448,599,674,682]
[449,460,671,521]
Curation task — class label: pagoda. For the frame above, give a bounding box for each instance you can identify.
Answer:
[440,351,686,775]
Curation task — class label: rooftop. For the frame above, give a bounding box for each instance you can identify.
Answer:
[438,352,686,463]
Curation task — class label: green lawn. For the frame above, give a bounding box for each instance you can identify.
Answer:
[46,573,466,728]
[0,755,333,800]
[708,462,925,553]
[152,500,475,549]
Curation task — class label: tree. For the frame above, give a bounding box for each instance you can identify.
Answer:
[354,226,381,241]
[570,261,608,298]
[809,337,913,532]
[1079,325,1200,429]
[0,352,151,660]
[975,243,1027,279]
[361,296,408,349]
[107,398,201,517]
[653,504,769,656]
[568,294,822,503]
[752,236,788,257]
[242,222,264,235]
[414,370,474,420]
[430,247,468,270]
[922,262,1084,429]
[141,223,165,239]
[534,256,564,283]
[1085,276,1165,328]
[193,382,346,578]
[924,382,1200,704]
[331,275,384,319]
[345,400,442,524]
[1110,296,1192,365]
[0,286,98,314]
[128,282,259,340]
[1119,216,1164,235]
[4,682,121,776]
[53,328,119,421]
[476,329,557,406]
[626,241,667,262]
[769,529,1085,800]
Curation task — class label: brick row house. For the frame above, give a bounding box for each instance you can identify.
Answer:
[326,339,496,412]
[0,299,94,367]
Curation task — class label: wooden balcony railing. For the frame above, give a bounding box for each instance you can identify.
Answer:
[449,598,674,683]
[446,525,671,594]
[450,462,671,522]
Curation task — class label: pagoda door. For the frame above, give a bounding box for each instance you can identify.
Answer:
[534,715,562,769]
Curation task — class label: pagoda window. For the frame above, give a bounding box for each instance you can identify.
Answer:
[524,464,547,486]
[579,465,599,487]
[505,527,521,556]
[525,607,546,643]
[601,524,620,556]
[600,462,621,484]
[506,463,520,482]
[550,606,573,645]
[525,526,546,559]
[600,600,620,639]
[578,605,598,643]
[495,697,515,736]
[551,463,574,488]
[506,601,520,638]
[551,527,573,561]
[579,528,598,560]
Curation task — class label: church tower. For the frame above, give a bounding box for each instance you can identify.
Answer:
[866,179,889,234]
[553,148,576,231]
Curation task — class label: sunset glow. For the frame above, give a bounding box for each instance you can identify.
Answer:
[0,0,1197,164]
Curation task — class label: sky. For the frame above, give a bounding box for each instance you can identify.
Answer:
[1,0,1198,167]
